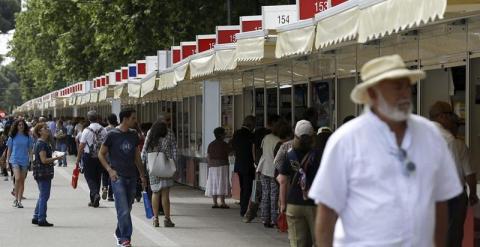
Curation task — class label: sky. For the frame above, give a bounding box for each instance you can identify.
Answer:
[0,30,15,66]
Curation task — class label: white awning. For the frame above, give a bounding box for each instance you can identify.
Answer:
[315,0,360,49]
[276,19,316,58]
[69,95,76,106]
[49,100,55,108]
[128,82,141,98]
[236,29,276,65]
[140,72,157,97]
[98,88,108,102]
[158,70,176,90]
[82,94,90,105]
[214,44,237,72]
[114,84,125,99]
[189,50,215,79]
[358,0,447,42]
[89,91,99,103]
[174,60,190,83]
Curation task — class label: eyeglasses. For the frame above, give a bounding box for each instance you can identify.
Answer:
[397,148,416,177]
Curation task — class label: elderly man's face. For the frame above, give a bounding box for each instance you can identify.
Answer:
[369,78,412,121]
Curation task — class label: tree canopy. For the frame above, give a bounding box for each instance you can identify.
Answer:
[0,0,20,33]
[10,0,292,101]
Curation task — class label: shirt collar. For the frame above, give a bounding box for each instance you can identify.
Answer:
[363,107,413,150]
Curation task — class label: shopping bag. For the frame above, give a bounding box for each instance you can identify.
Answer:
[142,191,154,219]
[277,212,288,233]
[71,164,80,189]
[147,152,176,178]
[249,178,262,203]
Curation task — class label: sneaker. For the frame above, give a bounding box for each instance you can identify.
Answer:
[32,218,38,225]
[93,194,100,208]
[17,201,24,208]
[164,218,175,228]
[12,199,17,207]
[88,202,93,207]
[101,187,108,200]
[118,240,131,247]
[113,233,120,246]
[38,221,54,227]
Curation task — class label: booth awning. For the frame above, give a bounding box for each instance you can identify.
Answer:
[128,82,142,98]
[140,72,157,97]
[189,50,215,79]
[89,91,99,103]
[358,0,447,42]
[114,84,125,99]
[315,0,360,49]
[174,60,190,83]
[276,19,316,58]
[214,44,237,72]
[236,29,277,65]
[69,95,76,106]
[98,88,108,102]
[158,70,176,90]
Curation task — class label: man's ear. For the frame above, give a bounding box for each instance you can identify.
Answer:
[367,87,377,103]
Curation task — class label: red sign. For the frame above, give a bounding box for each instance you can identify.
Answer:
[122,68,128,81]
[115,71,121,82]
[137,62,146,75]
[101,77,106,86]
[217,29,240,44]
[197,37,216,53]
[298,0,328,20]
[172,49,181,64]
[242,20,262,32]
[106,75,109,85]
[181,44,196,59]
[331,0,347,6]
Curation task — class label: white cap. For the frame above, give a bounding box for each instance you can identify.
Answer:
[295,120,314,137]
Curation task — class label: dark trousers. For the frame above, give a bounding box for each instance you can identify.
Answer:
[238,172,255,216]
[101,169,113,199]
[447,191,468,247]
[83,155,103,202]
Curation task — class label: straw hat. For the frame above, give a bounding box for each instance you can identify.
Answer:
[350,55,426,104]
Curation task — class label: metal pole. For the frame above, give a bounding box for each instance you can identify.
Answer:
[264,70,267,128]
[291,62,295,126]
[227,0,231,25]
[277,65,280,116]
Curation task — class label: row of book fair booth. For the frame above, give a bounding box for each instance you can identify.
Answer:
[13,0,480,222]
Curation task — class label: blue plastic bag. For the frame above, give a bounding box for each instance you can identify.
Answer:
[142,191,154,219]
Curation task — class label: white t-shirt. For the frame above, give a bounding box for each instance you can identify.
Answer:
[257,133,281,177]
[308,109,462,247]
[79,123,107,154]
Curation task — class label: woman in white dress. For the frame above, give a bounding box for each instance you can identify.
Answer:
[205,127,231,208]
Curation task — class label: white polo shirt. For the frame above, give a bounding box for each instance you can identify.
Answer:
[79,123,107,154]
[309,109,462,247]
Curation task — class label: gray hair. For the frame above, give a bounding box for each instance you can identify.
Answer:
[87,110,98,122]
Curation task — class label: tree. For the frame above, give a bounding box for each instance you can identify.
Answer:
[0,64,21,112]
[0,0,21,33]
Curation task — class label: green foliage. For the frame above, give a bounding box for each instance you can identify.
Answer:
[0,64,21,112]
[0,0,20,33]
[10,0,290,102]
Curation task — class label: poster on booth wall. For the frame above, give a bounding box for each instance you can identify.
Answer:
[312,81,332,129]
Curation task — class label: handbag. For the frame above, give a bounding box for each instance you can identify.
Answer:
[147,151,176,178]
[277,212,288,233]
[71,163,80,189]
[142,191,154,219]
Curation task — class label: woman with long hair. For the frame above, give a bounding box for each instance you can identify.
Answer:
[32,123,64,226]
[6,119,33,208]
[142,118,177,228]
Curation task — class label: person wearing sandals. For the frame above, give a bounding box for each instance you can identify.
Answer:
[6,119,33,208]
[32,123,64,227]
[142,118,177,228]
[205,127,231,209]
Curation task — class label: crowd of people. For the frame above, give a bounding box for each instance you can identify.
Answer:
[0,55,477,247]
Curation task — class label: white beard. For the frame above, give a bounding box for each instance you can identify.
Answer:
[376,91,412,122]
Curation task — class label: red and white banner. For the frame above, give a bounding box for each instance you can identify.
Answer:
[216,26,240,44]
[196,34,216,53]
[180,41,197,60]
[240,16,262,32]
[297,0,328,20]
[171,46,181,64]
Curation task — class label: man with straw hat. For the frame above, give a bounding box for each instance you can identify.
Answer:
[308,55,462,246]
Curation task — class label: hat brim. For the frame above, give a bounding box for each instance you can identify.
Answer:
[350,69,426,104]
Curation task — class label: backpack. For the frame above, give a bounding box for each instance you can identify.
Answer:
[286,149,315,201]
[86,127,105,158]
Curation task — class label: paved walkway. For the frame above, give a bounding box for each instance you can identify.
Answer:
[0,155,289,247]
